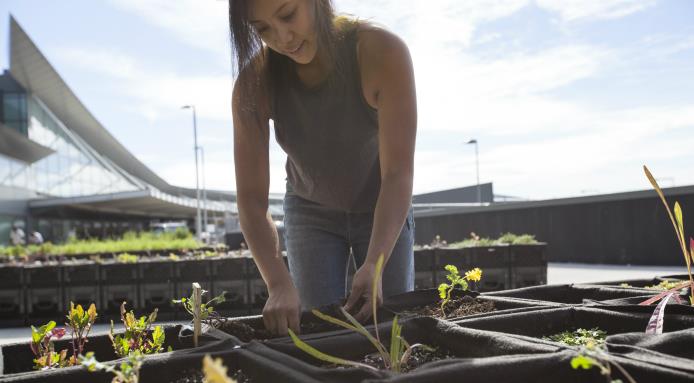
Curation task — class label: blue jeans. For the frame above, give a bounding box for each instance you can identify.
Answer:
[283,190,415,310]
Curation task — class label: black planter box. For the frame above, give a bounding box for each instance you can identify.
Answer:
[24,262,62,287]
[101,284,139,318]
[483,283,659,304]
[453,306,694,339]
[413,248,435,290]
[434,246,511,292]
[174,259,211,285]
[211,278,249,317]
[508,244,547,288]
[138,258,175,283]
[99,261,138,284]
[0,324,188,376]
[61,260,99,285]
[0,263,23,288]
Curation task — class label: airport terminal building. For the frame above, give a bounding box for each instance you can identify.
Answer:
[0,16,267,246]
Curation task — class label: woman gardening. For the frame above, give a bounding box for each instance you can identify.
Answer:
[230,0,417,335]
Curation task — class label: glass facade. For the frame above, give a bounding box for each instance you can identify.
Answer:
[0,91,28,136]
[0,95,141,198]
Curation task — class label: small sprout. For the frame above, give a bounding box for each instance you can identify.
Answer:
[66,302,98,365]
[172,288,226,324]
[438,265,483,315]
[116,253,139,263]
[544,328,606,347]
[80,351,143,383]
[570,341,636,383]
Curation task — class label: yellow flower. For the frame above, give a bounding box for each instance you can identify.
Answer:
[464,267,482,282]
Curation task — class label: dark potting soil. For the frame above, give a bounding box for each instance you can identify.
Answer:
[169,368,251,383]
[326,346,456,373]
[216,317,343,342]
[403,295,496,319]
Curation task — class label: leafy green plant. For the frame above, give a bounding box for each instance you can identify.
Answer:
[66,302,98,365]
[30,321,70,370]
[109,302,167,358]
[642,165,694,305]
[172,289,226,323]
[288,254,433,373]
[80,350,143,383]
[571,341,636,383]
[644,280,683,291]
[116,253,139,263]
[437,265,482,315]
[544,328,607,347]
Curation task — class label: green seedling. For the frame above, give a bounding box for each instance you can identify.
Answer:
[289,254,433,373]
[116,252,139,263]
[644,280,683,291]
[172,289,226,323]
[571,341,636,383]
[643,165,694,306]
[30,321,70,370]
[80,350,143,383]
[109,302,167,358]
[544,328,607,347]
[437,265,482,315]
[66,302,98,365]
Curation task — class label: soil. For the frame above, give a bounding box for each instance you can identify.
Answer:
[169,368,251,383]
[216,317,343,342]
[326,345,456,373]
[402,295,496,319]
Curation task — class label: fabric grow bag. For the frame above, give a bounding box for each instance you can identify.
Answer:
[0,324,191,376]
[248,316,561,382]
[452,306,694,340]
[383,288,567,320]
[361,348,694,383]
[482,283,658,304]
[580,274,690,288]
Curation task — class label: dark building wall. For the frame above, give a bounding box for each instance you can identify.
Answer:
[413,192,694,266]
[413,183,494,204]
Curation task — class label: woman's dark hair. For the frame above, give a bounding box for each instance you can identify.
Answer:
[228,0,355,116]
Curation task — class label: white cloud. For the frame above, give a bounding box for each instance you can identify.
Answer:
[535,0,658,22]
[108,0,230,56]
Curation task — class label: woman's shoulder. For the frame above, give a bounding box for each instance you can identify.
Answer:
[353,21,411,71]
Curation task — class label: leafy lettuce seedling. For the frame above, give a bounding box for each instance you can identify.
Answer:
[437,265,482,315]
[289,254,433,373]
[109,302,167,358]
[30,321,69,370]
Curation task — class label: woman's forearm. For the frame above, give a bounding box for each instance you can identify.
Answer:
[364,172,413,267]
[238,197,293,291]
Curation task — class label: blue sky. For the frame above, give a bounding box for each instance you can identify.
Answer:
[1,0,693,200]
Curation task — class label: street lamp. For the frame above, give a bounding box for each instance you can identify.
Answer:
[199,146,208,234]
[466,139,481,204]
[181,105,202,242]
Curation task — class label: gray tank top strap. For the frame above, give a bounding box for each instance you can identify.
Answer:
[273,26,380,212]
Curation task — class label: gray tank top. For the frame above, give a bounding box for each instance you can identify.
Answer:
[272,28,380,212]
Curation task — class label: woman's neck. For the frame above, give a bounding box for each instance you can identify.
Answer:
[294,45,331,88]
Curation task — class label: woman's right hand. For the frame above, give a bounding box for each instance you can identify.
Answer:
[263,280,301,336]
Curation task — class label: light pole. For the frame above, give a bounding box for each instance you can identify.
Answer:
[466,139,481,204]
[181,105,202,242]
[199,146,208,234]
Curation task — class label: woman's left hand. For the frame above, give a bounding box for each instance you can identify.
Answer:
[343,261,383,322]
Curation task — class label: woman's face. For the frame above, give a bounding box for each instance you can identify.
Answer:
[250,0,318,65]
